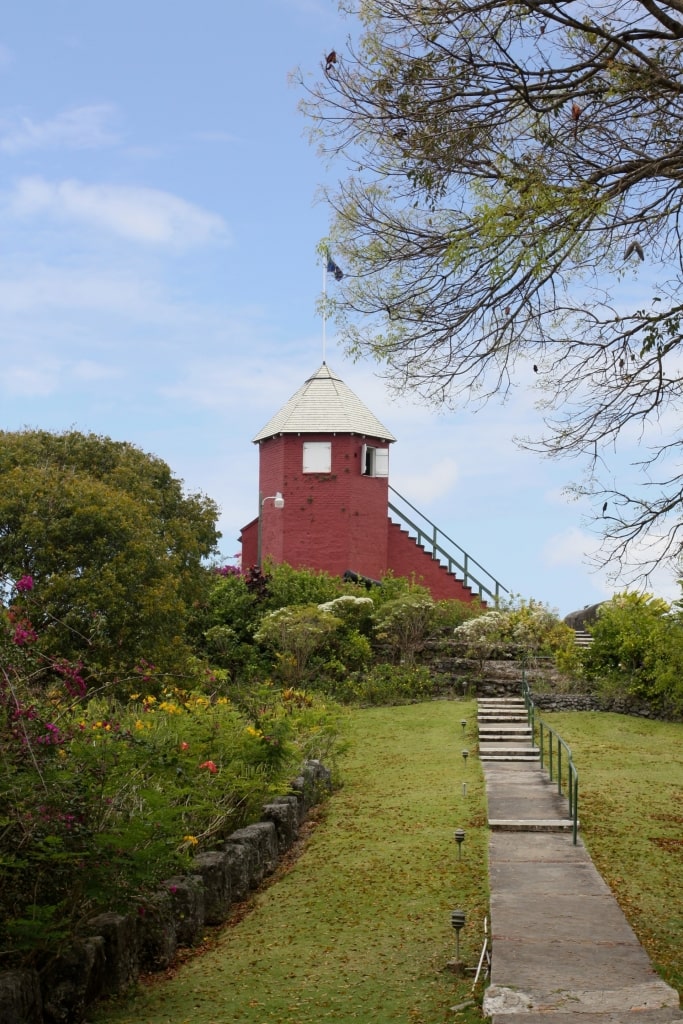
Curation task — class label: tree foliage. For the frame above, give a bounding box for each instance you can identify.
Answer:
[582,590,683,714]
[301,0,683,572]
[0,430,220,683]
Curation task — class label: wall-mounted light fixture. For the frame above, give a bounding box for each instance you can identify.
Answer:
[257,492,285,566]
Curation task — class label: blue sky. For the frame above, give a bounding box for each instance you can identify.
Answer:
[0,0,678,617]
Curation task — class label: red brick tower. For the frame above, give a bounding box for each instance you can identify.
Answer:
[240,363,395,580]
[240,363,486,602]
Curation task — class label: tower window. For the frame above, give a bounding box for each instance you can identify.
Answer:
[303,441,332,473]
[361,444,389,477]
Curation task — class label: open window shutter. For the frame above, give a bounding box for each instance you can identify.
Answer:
[375,448,389,477]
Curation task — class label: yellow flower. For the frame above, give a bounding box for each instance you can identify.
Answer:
[183,835,199,846]
[245,726,262,738]
[129,693,140,701]
[57,749,67,759]
[135,720,145,731]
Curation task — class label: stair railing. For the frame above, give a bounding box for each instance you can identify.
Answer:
[522,670,580,845]
[387,486,508,605]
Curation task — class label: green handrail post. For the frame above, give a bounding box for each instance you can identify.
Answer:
[558,741,562,796]
[387,486,508,605]
[521,670,580,843]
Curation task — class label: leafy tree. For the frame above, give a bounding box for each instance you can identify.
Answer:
[300,0,683,571]
[0,430,219,685]
[199,570,264,683]
[581,591,683,713]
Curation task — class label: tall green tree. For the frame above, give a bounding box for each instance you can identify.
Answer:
[0,430,220,684]
[300,0,683,573]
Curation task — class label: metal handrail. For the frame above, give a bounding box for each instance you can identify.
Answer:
[388,486,508,605]
[522,671,579,845]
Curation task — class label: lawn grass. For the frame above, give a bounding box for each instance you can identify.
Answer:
[93,704,683,1023]
[95,700,489,1024]
[546,711,683,996]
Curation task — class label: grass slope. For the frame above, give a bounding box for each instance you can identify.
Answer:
[546,711,683,996]
[96,700,488,1024]
[95,704,683,1023]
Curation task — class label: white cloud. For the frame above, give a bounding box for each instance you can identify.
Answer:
[392,457,459,504]
[543,525,681,603]
[0,104,118,154]
[5,177,230,247]
[72,360,123,382]
[1,361,61,397]
[0,266,169,317]
[544,527,600,569]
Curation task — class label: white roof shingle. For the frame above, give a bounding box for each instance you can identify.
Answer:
[253,363,396,443]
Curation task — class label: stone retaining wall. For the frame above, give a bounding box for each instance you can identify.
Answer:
[0,759,332,1024]
[530,692,661,718]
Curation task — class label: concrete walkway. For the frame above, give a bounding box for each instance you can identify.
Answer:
[479,698,681,1024]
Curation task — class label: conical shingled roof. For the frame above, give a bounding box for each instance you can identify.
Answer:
[252,363,396,443]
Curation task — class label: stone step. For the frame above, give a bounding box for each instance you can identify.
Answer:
[478,698,526,706]
[480,746,541,761]
[479,729,532,741]
[481,754,541,762]
[478,712,528,722]
[488,818,576,833]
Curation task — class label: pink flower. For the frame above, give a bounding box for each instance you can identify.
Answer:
[16,575,34,593]
[180,741,189,751]
[12,620,37,646]
[200,760,218,774]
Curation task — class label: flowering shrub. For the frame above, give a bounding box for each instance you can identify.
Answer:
[0,577,346,964]
[453,597,575,668]
[372,592,437,665]
[255,605,344,683]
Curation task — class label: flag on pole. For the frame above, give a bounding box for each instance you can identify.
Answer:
[326,255,344,281]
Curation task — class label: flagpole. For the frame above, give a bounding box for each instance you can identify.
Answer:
[322,259,327,363]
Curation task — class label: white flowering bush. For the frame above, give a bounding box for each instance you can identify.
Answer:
[318,595,375,633]
[254,606,343,682]
[453,598,575,667]
[373,592,436,665]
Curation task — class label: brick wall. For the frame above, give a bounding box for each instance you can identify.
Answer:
[387,521,479,602]
[256,433,390,579]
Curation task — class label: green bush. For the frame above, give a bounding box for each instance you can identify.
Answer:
[582,592,683,715]
[372,592,436,665]
[328,663,435,705]
[255,605,344,684]
[453,596,574,667]
[263,563,352,610]
[0,595,348,964]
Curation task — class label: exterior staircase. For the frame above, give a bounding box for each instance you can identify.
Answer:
[478,697,540,762]
[573,628,593,648]
[388,486,507,605]
[478,696,576,834]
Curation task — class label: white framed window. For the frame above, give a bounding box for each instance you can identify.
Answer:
[303,441,332,473]
[361,444,389,477]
